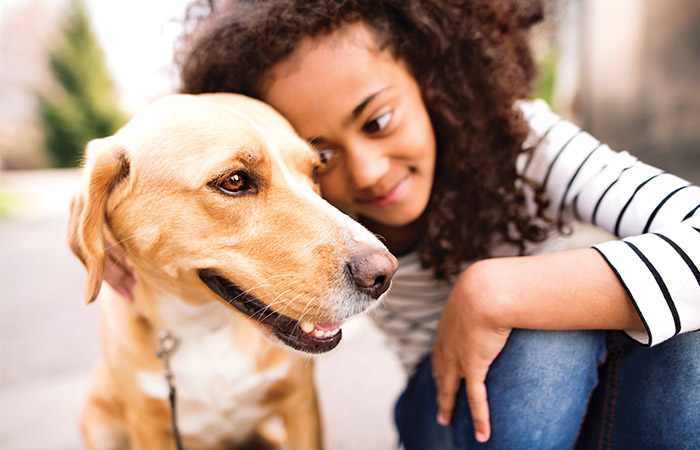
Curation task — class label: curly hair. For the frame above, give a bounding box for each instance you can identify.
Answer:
[177,0,552,280]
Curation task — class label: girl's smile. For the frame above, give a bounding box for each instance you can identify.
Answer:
[360,174,409,208]
[261,23,436,231]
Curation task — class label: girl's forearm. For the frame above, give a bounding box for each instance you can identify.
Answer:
[465,248,645,332]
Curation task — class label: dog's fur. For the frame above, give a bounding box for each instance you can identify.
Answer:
[69,94,397,450]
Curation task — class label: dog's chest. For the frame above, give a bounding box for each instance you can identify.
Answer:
[138,297,292,445]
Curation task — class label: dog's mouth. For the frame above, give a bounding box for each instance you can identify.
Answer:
[199,270,343,354]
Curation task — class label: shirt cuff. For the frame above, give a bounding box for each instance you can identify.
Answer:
[593,222,700,346]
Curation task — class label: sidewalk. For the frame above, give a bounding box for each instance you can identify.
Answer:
[0,169,406,450]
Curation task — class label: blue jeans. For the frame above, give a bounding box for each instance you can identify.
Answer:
[395,330,700,449]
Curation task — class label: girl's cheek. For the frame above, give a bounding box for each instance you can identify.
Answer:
[318,175,345,203]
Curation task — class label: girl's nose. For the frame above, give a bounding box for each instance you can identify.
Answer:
[345,140,390,190]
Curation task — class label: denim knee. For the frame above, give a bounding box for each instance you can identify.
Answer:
[577,331,700,449]
[395,355,454,450]
[396,329,607,450]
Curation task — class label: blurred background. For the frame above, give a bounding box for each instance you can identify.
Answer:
[1,0,699,448]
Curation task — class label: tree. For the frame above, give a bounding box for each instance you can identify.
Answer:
[37,0,126,168]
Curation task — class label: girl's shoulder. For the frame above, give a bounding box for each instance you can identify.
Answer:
[515,98,553,119]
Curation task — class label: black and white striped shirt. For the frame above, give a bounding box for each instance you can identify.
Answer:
[371,99,700,373]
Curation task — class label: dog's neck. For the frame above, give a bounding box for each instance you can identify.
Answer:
[132,290,290,447]
[116,271,238,341]
[129,274,237,339]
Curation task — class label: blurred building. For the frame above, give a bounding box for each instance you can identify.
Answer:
[2,0,699,177]
[0,0,63,169]
[554,0,700,184]
[0,0,187,170]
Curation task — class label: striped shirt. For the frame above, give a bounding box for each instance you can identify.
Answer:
[370,99,700,373]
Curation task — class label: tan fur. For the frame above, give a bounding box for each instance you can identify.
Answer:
[69,94,396,449]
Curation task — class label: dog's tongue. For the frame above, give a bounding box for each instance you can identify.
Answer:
[299,320,343,340]
[315,321,343,332]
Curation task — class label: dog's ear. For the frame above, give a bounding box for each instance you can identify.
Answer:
[68,137,130,305]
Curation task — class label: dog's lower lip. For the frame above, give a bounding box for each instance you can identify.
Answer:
[199,270,342,353]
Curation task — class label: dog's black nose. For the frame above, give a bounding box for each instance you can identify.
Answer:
[347,247,398,299]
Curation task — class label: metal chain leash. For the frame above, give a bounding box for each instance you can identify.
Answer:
[156,330,183,450]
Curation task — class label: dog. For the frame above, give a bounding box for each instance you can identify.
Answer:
[68,93,398,450]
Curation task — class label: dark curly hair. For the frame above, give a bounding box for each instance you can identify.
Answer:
[176,0,552,280]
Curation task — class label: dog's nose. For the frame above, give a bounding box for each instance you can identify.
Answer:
[347,246,399,299]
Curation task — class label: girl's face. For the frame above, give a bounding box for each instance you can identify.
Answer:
[262,23,436,228]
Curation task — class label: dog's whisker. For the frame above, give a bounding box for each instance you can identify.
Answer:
[296,293,320,325]
[256,289,307,325]
[246,275,301,295]
[280,292,307,316]
[220,275,298,307]
[250,278,304,308]
[255,289,297,324]
[222,278,307,327]
[293,296,320,337]
[252,290,306,327]
[273,293,309,320]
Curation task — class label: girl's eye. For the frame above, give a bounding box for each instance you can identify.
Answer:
[212,171,257,196]
[318,149,335,166]
[362,110,393,134]
[314,148,337,175]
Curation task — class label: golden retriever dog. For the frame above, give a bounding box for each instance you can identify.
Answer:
[68,94,398,450]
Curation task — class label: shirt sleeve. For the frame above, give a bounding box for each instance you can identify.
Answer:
[518,99,700,346]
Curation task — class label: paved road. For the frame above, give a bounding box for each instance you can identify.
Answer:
[0,170,405,450]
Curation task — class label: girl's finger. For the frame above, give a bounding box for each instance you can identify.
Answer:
[466,378,491,443]
[434,370,460,426]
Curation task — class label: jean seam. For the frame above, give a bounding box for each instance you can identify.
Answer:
[598,333,624,450]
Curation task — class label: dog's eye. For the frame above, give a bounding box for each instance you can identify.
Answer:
[212,171,256,196]
[222,173,246,191]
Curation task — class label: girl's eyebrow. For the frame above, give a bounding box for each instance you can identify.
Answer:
[343,88,387,126]
[307,88,390,144]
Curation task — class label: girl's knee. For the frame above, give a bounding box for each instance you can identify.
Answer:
[397,331,608,449]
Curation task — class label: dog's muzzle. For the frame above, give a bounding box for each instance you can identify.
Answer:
[198,247,397,354]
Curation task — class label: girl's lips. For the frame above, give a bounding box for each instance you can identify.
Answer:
[364,176,408,207]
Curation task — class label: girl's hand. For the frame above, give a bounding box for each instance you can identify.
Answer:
[103,240,136,301]
[432,261,510,443]
[431,249,643,443]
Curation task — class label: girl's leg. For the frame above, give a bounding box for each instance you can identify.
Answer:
[576,331,700,450]
[395,329,607,450]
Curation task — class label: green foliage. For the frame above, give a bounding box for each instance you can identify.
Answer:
[37,0,126,168]
[0,190,19,218]
[534,48,558,108]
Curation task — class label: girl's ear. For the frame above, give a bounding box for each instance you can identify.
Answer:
[68,137,130,305]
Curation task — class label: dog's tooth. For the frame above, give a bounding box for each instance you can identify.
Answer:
[313,329,325,339]
[300,321,314,334]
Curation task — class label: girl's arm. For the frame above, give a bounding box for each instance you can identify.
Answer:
[434,100,700,442]
[521,99,700,346]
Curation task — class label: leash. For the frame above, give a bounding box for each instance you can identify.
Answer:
[156,330,184,450]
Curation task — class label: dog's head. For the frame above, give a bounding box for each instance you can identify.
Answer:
[68,93,397,353]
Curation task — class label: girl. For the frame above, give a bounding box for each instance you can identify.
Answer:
[109,0,700,448]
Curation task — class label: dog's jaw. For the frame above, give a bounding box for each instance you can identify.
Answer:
[199,270,344,354]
